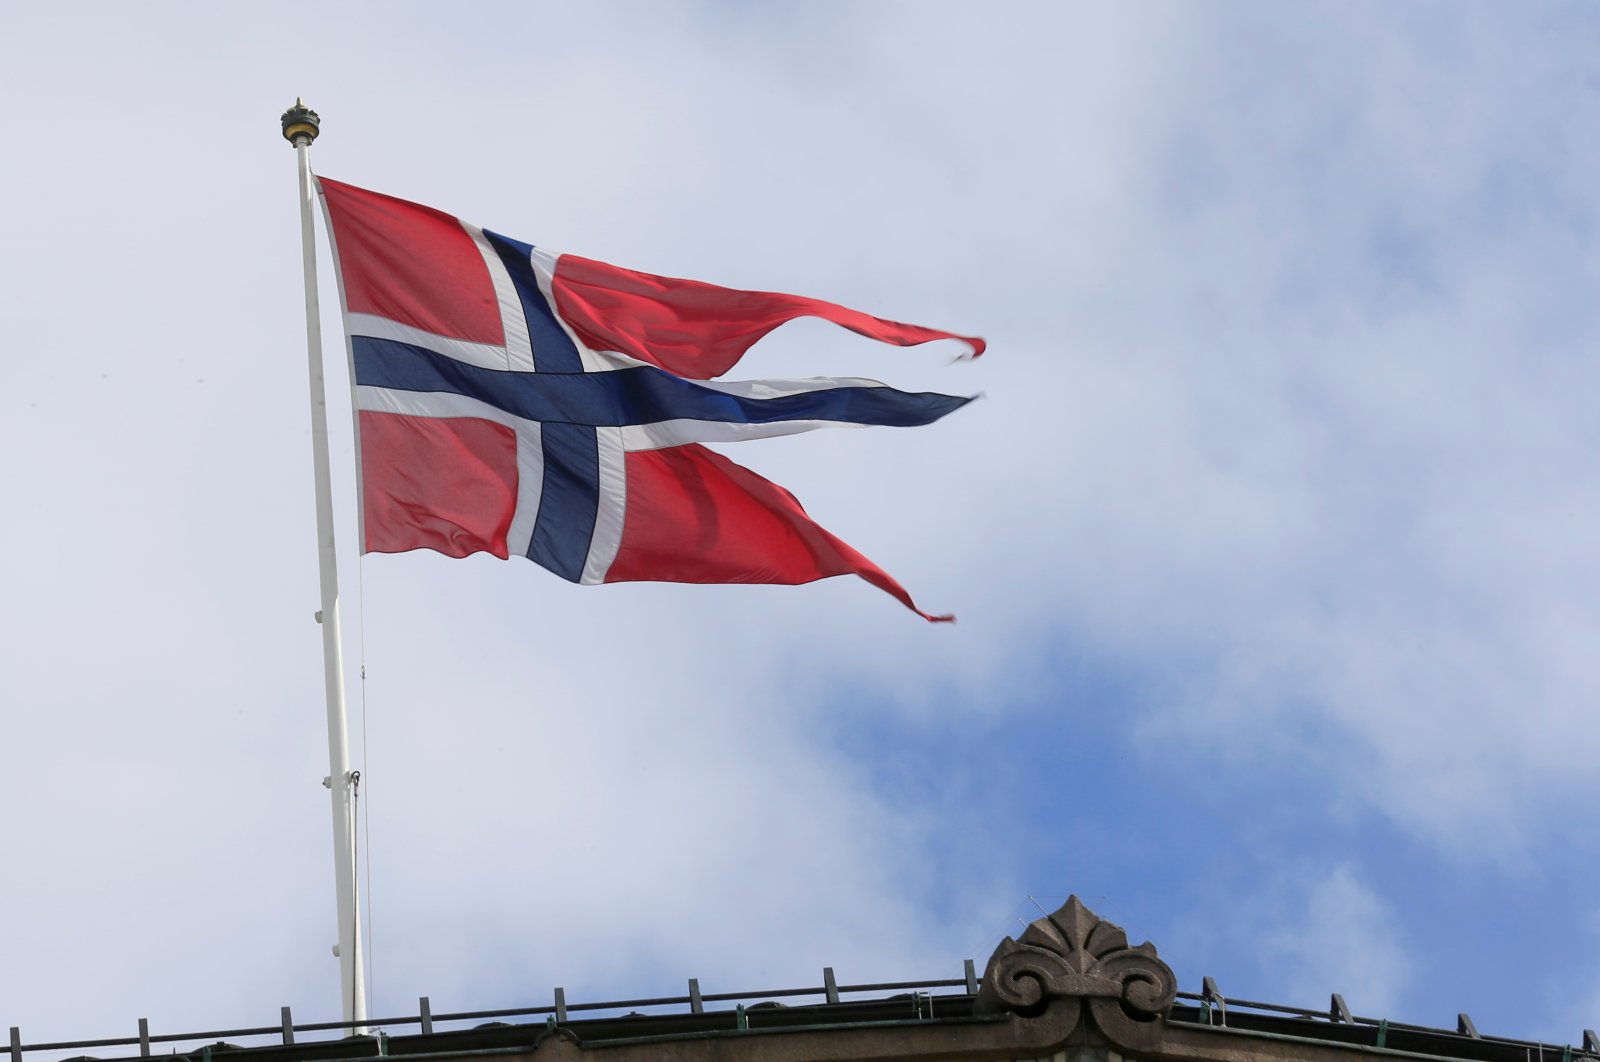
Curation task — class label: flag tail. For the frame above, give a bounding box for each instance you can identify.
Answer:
[553,254,985,379]
[605,443,953,622]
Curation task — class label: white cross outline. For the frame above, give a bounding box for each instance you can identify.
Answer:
[343,231,898,583]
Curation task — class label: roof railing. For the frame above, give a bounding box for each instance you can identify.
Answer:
[1174,980,1599,1062]
[5,965,976,1062]
[10,973,1600,1062]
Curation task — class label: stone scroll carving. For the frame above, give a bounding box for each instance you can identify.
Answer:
[976,895,1178,1051]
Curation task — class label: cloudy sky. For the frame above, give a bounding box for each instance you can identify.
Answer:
[4,0,1598,1052]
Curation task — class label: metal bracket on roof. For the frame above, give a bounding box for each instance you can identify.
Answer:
[10,1025,22,1062]
[1459,1014,1481,1038]
[688,979,703,1015]
[1331,994,1352,1023]
[823,967,840,1005]
[419,997,433,1036]
[964,958,978,995]
[1584,1030,1599,1054]
[1202,977,1227,1027]
[278,1009,293,1047]
[554,987,567,1024]
[139,1018,152,1057]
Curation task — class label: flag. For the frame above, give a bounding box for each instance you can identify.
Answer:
[316,177,983,622]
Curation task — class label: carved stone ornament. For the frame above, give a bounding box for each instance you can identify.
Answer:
[976,895,1178,1051]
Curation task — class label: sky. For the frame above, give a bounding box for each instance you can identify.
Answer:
[3,0,1599,1052]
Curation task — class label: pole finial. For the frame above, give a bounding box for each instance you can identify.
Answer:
[282,98,320,145]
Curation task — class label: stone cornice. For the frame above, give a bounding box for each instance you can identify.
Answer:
[976,895,1178,1052]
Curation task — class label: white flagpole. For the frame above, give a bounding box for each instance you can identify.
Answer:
[282,99,367,1033]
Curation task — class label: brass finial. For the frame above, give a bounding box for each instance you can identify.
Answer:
[281,98,320,145]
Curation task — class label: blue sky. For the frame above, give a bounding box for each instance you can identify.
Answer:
[2,1,1598,1052]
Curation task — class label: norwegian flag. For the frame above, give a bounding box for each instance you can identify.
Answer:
[316,177,982,621]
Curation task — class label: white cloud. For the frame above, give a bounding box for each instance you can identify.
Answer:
[1260,866,1414,1015]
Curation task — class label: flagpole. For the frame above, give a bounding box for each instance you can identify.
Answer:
[281,99,367,1034]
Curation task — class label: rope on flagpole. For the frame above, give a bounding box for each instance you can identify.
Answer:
[349,768,363,1024]
[357,556,375,1020]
